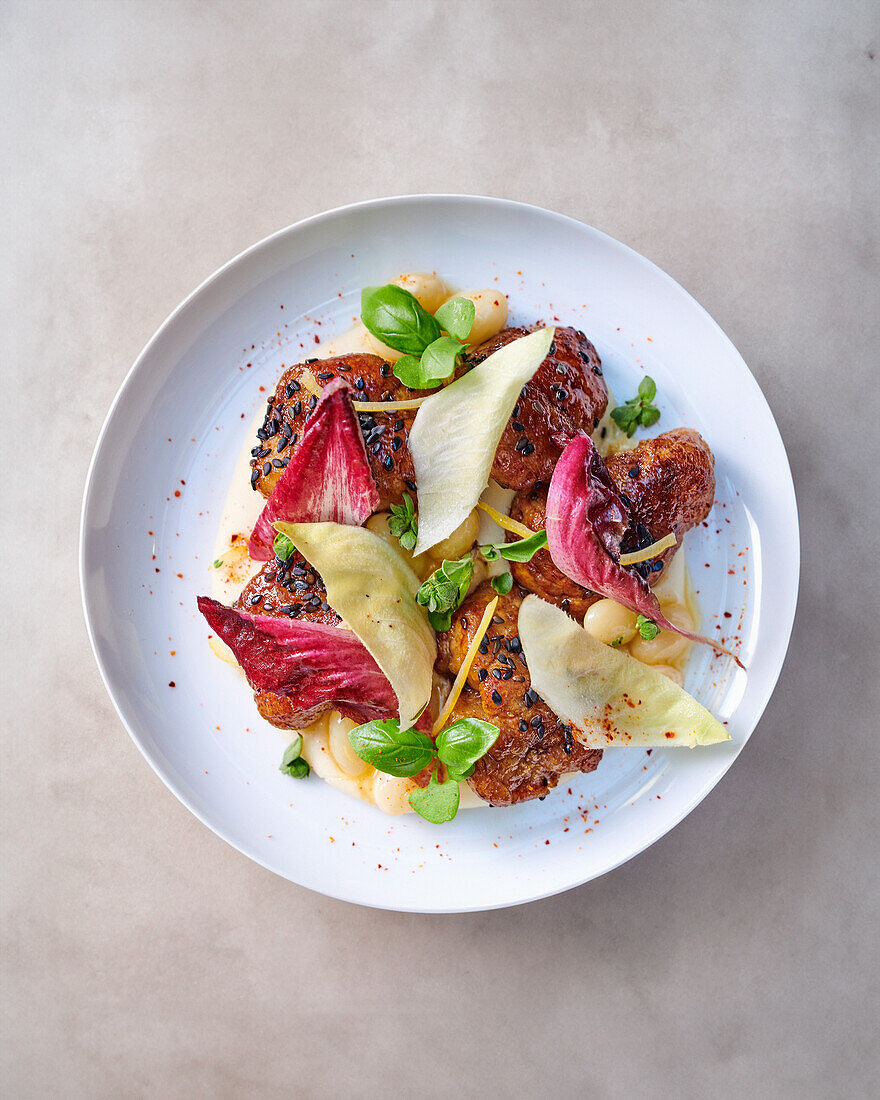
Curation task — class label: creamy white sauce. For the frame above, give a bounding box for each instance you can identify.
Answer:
[208,276,696,813]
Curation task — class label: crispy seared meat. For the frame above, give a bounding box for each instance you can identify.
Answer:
[466,326,608,490]
[508,428,716,619]
[250,353,429,510]
[235,551,340,729]
[436,583,602,805]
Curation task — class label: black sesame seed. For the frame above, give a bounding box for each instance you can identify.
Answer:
[491,690,503,704]
[392,436,402,451]
[383,455,393,470]
[371,442,382,455]
[309,596,321,607]
[600,426,607,439]
[478,642,488,655]
[478,668,488,682]
[355,377,365,390]
[404,479,417,492]
[276,437,288,453]
[256,428,268,441]
[652,559,665,572]
[281,421,293,438]
[337,363,351,372]
[394,419,405,431]
[305,358,318,364]
[522,442,535,456]
[515,438,528,453]
[262,462,271,476]
[513,404,521,417]
[530,714,543,728]
[272,458,284,468]
[320,601,329,612]
[307,396,317,410]
[628,466,640,479]
[508,637,521,653]
[492,668,505,680]
[317,371,334,380]
[518,720,529,732]
[284,383,297,398]
[593,417,599,428]
[511,420,526,432]
[289,379,301,391]
[250,594,262,605]
[555,387,568,401]
[502,669,513,680]
[293,400,302,416]
[561,599,571,613]
[381,363,391,377]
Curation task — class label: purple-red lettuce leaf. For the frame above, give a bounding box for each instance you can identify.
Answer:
[545,434,743,667]
[248,377,379,560]
[198,596,412,728]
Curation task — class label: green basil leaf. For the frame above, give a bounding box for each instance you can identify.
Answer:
[392,355,425,388]
[416,556,473,618]
[273,532,295,561]
[436,718,499,775]
[639,404,661,428]
[281,758,310,779]
[281,736,304,767]
[388,493,418,550]
[446,762,475,781]
[428,608,453,633]
[419,336,464,383]
[610,405,638,436]
[638,375,657,402]
[434,297,476,342]
[347,719,436,777]
[360,285,441,356]
[212,559,224,568]
[491,572,514,595]
[438,556,474,600]
[480,530,548,563]
[407,773,461,824]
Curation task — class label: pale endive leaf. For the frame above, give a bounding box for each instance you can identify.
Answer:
[409,327,554,555]
[518,595,729,747]
[277,521,436,730]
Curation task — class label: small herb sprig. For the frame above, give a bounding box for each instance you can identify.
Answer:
[279,735,310,779]
[387,492,418,551]
[610,376,660,437]
[490,572,513,595]
[360,285,476,389]
[635,614,660,640]
[416,556,473,632]
[480,529,548,563]
[347,717,499,823]
[273,531,295,561]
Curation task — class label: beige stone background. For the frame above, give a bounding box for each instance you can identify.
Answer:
[3,1,879,1096]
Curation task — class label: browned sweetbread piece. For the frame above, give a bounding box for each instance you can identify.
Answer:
[436,582,602,806]
[465,326,609,490]
[508,428,715,620]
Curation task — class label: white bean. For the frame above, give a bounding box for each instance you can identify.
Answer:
[628,604,694,664]
[652,664,684,686]
[458,289,508,345]
[327,713,370,778]
[393,272,450,313]
[371,772,418,815]
[583,599,638,646]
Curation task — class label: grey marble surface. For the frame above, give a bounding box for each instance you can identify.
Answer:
[2,1,878,1096]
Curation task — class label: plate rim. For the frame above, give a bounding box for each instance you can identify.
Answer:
[80,193,801,911]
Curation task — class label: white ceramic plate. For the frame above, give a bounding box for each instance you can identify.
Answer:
[81,195,798,912]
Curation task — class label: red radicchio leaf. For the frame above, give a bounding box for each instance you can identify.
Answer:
[248,377,379,560]
[198,596,428,728]
[545,434,744,668]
